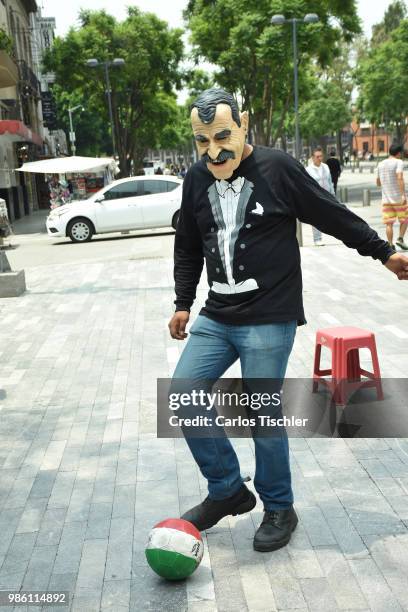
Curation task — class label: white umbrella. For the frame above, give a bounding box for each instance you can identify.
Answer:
[16,155,118,175]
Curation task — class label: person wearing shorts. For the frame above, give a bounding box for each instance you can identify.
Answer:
[377,143,408,250]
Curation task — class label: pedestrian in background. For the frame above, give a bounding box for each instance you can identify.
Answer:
[306,147,335,246]
[377,143,408,250]
[326,149,342,194]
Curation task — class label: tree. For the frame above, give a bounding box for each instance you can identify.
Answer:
[183,68,214,100]
[43,8,184,174]
[356,19,408,143]
[50,86,111,157]
[371,0,407,46]
[184,0,361,146]
[157,69,215,166]
[298,41,354,158]
[300,81,351,141]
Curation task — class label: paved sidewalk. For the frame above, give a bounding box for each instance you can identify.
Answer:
[1,221,408,611]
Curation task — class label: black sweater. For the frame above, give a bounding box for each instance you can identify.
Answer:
[174,146,393,325]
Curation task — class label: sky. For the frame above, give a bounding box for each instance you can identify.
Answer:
[40,0,399,39]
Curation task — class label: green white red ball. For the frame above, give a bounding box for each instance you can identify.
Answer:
[145,518,204,580]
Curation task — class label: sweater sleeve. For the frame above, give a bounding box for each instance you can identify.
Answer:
[173,170,204,312]
[279,155,394,264]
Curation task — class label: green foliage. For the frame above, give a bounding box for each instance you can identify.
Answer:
[43,8,184,172]
[184,0,361,145]
[300,81,351,139]
[371,0,407,46]
[299,40,353,140]
[49,85,111,156]
[0,28,14,56]
[183,69,214,101]
[147,69,216,164]
[356,19,408,141]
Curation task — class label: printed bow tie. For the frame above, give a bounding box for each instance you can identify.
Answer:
[216,178,244,198]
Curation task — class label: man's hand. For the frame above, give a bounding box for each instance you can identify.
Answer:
[168,311,190,340]
[385,253,408,280]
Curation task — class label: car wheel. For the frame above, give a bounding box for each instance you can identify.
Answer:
[67,218,94,243]
[171,210,180,230]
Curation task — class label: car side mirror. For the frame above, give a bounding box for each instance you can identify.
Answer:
[95,194,105,203]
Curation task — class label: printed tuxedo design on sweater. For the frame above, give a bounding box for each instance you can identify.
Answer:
[173,146,394,325]
[208,176,259,294]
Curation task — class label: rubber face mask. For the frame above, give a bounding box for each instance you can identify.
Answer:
[191,103,249,180]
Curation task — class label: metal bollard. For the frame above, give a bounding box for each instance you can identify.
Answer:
[339,187,348,203]
[359,166,363,173]
[363,189,371,207]
[296,220,303,246]
[370,167,374,174]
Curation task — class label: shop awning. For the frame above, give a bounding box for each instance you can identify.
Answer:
[0,120,43,146]
[16,155,118,174]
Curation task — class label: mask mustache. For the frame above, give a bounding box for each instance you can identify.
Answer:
[202,150,235,164]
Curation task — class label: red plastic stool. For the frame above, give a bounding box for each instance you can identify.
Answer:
[312,326,383,405]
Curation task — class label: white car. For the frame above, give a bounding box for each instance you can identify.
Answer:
[46,175,183,243]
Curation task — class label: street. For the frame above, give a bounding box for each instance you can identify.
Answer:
[1,173,408,611]
[5,168,393,271]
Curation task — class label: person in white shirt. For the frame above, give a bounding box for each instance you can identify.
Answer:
[306,147,335,246]
[376,144,408,250]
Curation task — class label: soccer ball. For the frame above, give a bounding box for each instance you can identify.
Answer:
[145,518,204,580]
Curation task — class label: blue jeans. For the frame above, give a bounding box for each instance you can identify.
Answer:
[172,315,297,511]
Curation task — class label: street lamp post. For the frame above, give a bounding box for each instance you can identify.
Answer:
[67,104,84,156]
[271,13,319,245]
[271,13,319,160]
[292,18,301,161]
[85,58,125,158]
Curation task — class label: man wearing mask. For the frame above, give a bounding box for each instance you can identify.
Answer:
[168,88,408,552]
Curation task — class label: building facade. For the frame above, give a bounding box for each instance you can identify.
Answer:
[30,7,67,159]
[349,120,398,159]
[0,0,64,221]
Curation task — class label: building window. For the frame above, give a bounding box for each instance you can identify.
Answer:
[360,128,371,136]
[363,141,369,152]
[378,140,385,152]
[17,18,23,60]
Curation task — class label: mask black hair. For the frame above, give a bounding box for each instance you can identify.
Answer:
[191,88,241,127]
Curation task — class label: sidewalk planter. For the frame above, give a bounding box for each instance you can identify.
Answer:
[0,269,26,297]
[0,251,25,297]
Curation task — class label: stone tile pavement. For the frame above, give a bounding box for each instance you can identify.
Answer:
[1,218,408,611]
